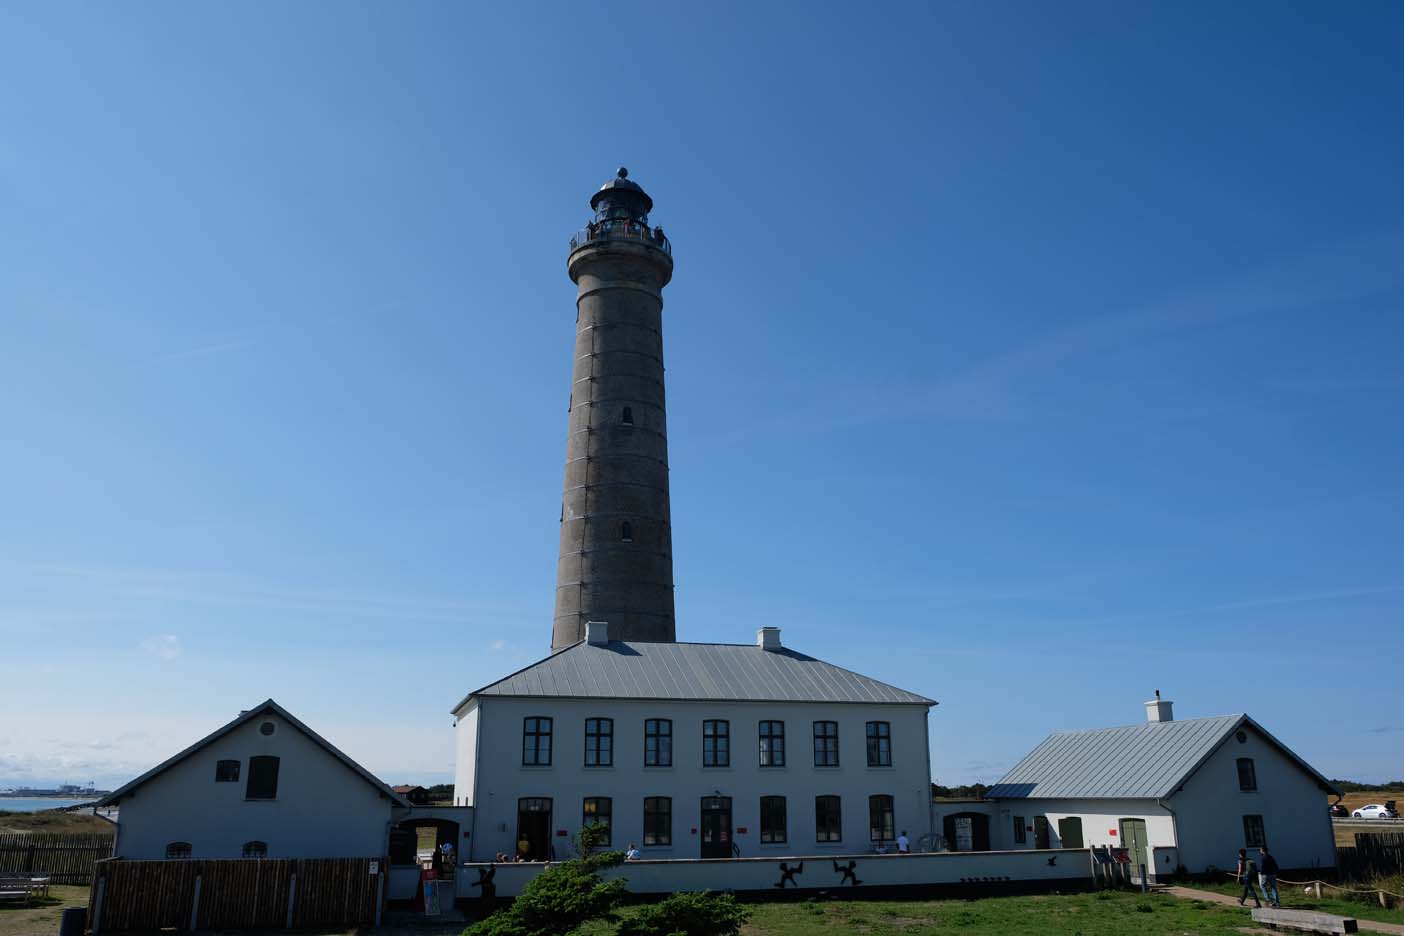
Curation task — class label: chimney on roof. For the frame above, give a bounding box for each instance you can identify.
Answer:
[585,621,609,646]
[756,627,781,651]
[1145,690,1174,723]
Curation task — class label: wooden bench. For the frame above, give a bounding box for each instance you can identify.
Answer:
[1250,907,1358,934]
[0,876,37,905]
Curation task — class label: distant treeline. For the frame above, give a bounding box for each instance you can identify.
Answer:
[932,782,991,799]
[1332,779,1404,793]
[425,783,453,801]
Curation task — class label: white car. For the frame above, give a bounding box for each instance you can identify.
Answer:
[1352,804,1399,819]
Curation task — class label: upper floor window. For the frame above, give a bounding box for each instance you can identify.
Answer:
[621,522,633,543]
[813,721,839,767]
[215,759,240,782]
[621,406,634,426]
[759,720,785,767]
[644,718,672,767]
[1243,814,1266,847]
[523,717,553,766]
[245,755,279,800]
[869,795,895,843]
[1237,757,1257,791]
[582,797,612,845]
[815,795,842,842]
[760,795,787,843]
[866,721,892,766]
[643,796,671,846]
[165,842,191,859]
[585,718,613,767]
[703,720,730,767]
[242,841,267,859]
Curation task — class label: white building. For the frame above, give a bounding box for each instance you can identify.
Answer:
[97,700,412,860]
[984,698,1339,879]
[452,624,936,862]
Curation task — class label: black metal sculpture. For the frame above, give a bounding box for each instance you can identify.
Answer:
[774,861,804,888]
[832,859,862,886]
[471,864,497,905]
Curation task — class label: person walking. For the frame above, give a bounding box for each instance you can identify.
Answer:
[897,830,911,854]
[1258,846,1280,908]
[1236,848,1263,907]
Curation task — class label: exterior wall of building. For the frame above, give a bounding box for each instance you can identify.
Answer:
[453,700,480,807]
[985,798,1174,853]
[1170,723,1336,873]
[457,848,1091,899]
[112,711,395,860]
[458,696,932,862]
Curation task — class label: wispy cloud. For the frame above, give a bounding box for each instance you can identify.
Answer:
[490,639,507,651]
[154,340,250,362]
[139,634,181,661]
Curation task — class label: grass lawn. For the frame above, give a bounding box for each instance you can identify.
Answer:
[0,884,88,936]
[1196,877,1404,927]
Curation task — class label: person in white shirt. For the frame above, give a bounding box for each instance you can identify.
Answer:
[624,843,641,861]
[896,830,910,854]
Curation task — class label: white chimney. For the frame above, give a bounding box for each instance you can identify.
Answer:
[1145,690,1174,723]
[585,621,609,646]
[756,627,781,650]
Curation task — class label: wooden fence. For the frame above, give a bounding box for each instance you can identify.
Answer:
[1337,832,1404,882]
[88,856,387,933]
[0,832,114,884]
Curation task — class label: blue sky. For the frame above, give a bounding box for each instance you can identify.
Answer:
[2,2,1401,790]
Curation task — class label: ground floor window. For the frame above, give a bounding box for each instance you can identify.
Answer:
[1242,814,1266,847]
[816,795,842,842]
[760,796,787,843]
[644,796,671,846]
[1013,815,1026,845]
[582,797,612,845]
[869,795,895,844]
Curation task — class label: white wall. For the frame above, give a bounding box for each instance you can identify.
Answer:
[1171,722,1335,873]
[457,696,932,861]
[113,711,396,860]
[456,848,1091,899]
[454,701,480,807]
[986,798,1174,854]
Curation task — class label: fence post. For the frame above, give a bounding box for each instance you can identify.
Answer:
[91,874,106,935]
[24,843,34,874]
[374,864,385,928]
[190,874,201,931]
[286,872,296,929]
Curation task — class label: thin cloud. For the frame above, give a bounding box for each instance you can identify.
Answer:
[139,634,181,661]
[490,639,507,651]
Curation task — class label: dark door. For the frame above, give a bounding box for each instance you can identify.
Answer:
[700,796,732,859]
[942,813,991,852]
[1058,816,1084,849]
[1119,818,1148,882]
[1033,815,1051,849]
[517,798,552,861]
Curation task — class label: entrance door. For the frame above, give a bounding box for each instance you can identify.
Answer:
[1057,817,1084,849]
[700,796,732,859]
[1119,818,1149,883]
[1033,815,1051,849]
[517,798,552,861]
[942,813,991,852]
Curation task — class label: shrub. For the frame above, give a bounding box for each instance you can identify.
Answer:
[464,850,627,936]
[616,891,750,936]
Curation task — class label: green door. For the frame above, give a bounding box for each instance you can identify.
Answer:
[1119,818,1148,882]
[1033,815,1050,849]
[1058,816,1084,849]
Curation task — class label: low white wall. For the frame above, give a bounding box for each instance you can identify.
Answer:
[456,848,1092,899]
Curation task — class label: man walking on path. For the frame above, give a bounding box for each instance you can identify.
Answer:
[1236,848,1263,907]
[897,830,910,854]
[1259,846,1281,908]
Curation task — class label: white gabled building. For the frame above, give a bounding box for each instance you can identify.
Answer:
[985,697,1340,879]
[452,624,937,862]
[97,700,412,860]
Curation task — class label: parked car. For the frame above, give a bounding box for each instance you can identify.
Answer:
[1352,804,1400,819]
[1329,803,1349,818]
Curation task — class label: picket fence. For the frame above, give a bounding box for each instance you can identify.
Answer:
[0,832,114,884]
[88,856,387,933]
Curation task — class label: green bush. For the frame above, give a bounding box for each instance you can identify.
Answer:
[463,850,627,936]
[615,891,750,936]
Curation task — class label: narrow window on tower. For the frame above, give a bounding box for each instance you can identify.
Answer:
[621,522,633,543]
[622,406,634,426]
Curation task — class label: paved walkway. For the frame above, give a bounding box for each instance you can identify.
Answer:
[1163,885,1404,935]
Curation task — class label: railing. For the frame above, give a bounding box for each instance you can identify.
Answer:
[570,221,672,255]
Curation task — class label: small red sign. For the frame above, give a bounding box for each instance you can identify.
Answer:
[556,830,568,837]
[1109,829,1118,836]
[736,827,748,834]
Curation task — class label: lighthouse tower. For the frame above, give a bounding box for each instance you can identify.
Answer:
[552,169,677,651]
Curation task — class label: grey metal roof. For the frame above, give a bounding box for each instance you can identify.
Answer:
[97,700,410,808]
[454,641,936,711]
[986,714,1340,800]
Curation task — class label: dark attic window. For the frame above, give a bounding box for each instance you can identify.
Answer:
[242,841,268,858]
[165,842,191,859]
[621,406,634,426]
[215,759,240,782]
[621,521,633,542]
[246,755,280,800]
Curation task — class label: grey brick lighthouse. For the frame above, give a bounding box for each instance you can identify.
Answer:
[552,169,677,651]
